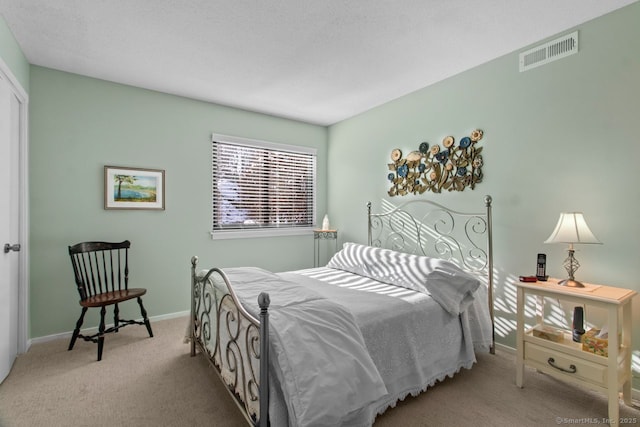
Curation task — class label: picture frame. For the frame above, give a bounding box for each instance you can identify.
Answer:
[104,166,165,210]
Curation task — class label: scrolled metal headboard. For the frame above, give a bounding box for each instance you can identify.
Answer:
[367,195,494,353]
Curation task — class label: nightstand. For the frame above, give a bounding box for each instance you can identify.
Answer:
[313,229,338,267]
[515,278,636,422]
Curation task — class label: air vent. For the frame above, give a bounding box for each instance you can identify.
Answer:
[519,31,578,72]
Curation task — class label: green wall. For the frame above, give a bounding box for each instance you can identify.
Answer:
[28,67,327,337]
[0,15,29,92]
[327,3,640,385]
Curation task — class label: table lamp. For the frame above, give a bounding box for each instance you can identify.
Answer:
[544,212,601,288]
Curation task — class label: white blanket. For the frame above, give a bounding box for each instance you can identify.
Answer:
[280,268,485,425]
[200,262,491,426]
[223,267,388,427]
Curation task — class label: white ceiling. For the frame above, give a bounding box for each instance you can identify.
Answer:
[1,0,637,125]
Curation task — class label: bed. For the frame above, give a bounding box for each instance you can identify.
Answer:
[189,196,494,427]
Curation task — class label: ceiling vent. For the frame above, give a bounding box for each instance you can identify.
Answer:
[519,31,578,72]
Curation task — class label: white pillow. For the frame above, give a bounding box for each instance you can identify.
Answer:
[327,242,480,314]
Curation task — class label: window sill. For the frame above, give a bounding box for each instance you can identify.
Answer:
[210,227,315,240]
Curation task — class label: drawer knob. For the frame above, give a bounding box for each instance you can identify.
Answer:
[547,357,577,374]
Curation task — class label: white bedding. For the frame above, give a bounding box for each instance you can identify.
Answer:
[290,266,493,353]
[213,263,491,426]
[221,267,388,427]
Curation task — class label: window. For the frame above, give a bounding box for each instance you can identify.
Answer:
[211,134,316,239]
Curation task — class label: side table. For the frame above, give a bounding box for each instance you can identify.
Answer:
[313,229,338,267]
[515,278,636,423]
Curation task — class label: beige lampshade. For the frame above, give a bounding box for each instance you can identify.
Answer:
[544,212,602,245]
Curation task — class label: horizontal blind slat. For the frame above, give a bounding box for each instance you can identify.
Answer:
[212,138,316,231]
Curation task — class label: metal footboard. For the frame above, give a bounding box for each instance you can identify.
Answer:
[190,256,269,427]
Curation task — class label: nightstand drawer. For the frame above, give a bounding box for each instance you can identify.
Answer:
[524,342,607,387]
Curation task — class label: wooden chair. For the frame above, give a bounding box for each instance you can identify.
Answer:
[68,240,153,361]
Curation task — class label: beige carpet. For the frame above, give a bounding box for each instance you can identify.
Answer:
[1,316,638,427]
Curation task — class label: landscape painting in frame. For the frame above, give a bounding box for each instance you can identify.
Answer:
[104,166,165,210]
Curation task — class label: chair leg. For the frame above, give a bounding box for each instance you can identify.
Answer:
[113,303,120,333]
[97,306,106,361]
[68,307,88,351]
[137,297,153,337]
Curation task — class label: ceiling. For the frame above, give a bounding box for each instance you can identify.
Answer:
[1,0,637,125]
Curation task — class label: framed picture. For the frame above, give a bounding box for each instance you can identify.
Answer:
[104,166,165,210]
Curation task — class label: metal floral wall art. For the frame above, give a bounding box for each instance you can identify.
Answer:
[387,129,484,196]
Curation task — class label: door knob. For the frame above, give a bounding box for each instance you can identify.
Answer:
[4,243,20,253]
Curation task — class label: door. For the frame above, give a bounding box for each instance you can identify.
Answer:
[0,73,22,383]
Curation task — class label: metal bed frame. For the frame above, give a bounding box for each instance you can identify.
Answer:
[190,195,494,426]
[367,195,494,354]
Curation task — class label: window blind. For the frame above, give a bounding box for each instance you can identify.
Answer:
[212,134,316,233]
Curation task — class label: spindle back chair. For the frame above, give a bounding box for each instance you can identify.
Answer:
[68,240,153,361]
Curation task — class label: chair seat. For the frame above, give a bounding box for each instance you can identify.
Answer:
[80,288,147,308]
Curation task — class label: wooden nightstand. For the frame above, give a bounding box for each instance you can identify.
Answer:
[515,278,636,422]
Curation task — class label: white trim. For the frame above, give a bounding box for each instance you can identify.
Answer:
[210,226,314,240]
[211,133,317,238]
[494,342,515,354]
[0,54,29,355]
[212,133,317,155]
[28,310,190,346]
[0,57,27,101]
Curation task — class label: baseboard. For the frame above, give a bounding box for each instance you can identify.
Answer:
[494,342,516,354]
[27,310,190,348]
[493,342,640,403]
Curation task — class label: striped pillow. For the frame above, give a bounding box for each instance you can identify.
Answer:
[327,242,480,314]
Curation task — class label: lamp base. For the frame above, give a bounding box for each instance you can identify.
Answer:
[557,278,585,288]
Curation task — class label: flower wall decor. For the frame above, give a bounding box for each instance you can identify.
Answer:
[387,129,484,196]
